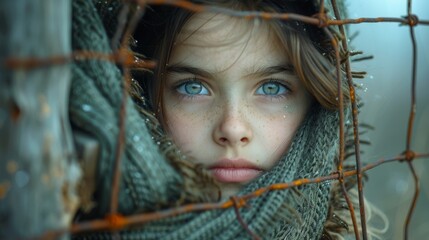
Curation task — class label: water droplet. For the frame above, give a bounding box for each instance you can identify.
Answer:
[145,118,149,122]
[133,135,140,142]
[363,87,368,93]
[369,75,374,80]
[15,170,29,188]
[136,146,143,153]
[335,97,339,101]
[156,141,160,145]
[81,104,92,112]
[283,115,286,119]
[108,7,113,11]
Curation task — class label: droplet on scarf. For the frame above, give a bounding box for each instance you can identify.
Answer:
[133,135,140,142]
[156,141,160,145]
[133,172,142,178]
[108,7,113,11]
[369,75,374,80]
[15,170,29,188]
[81,104,92,112]
[335,97,339,101]
[145,118,150,122]
[323,181,332,187]
[136,146,143,153]
[364,87,368,92]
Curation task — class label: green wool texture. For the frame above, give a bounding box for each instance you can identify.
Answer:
[71,0,344,239]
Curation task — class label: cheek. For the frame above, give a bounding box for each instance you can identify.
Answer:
[163,108,207,153]
[262,118,296,160]
[258,104,309,167]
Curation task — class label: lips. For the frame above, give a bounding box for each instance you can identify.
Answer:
[208,158,263,183]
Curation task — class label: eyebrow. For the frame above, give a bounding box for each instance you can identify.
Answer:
[166,65,215,79]
[166,64,295,79]
[244,65,295,78]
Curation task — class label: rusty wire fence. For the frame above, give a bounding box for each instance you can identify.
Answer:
[3,0,429,239]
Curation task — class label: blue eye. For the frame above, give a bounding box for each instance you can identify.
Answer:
[256,81,288,96]
[176,81,209,96]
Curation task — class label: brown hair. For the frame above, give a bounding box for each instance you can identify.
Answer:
[133,0,350,121]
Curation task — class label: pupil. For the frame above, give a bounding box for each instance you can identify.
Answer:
[185,82,202,94]
[263,83,279,95]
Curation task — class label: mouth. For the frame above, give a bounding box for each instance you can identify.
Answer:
[208,158,263,183]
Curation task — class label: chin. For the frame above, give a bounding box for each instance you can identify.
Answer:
[218,184,243,201]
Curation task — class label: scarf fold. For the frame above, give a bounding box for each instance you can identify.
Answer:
[71,0,344,239]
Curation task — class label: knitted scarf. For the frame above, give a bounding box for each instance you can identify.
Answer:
[71,0,346,239]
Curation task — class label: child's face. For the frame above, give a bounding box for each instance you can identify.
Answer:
[162,13,312,199]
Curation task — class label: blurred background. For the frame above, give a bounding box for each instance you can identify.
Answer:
[347,0,429,239]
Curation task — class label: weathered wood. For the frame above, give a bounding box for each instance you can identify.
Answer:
[0,0,80,239]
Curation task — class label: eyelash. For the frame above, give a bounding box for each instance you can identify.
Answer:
[173,78,291,100]
[173,78,210,99]
[255,79,291,100]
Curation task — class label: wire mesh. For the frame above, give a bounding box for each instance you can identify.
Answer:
[2,0,429,239]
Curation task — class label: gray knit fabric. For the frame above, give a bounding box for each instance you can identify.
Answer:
[71,0,343,239]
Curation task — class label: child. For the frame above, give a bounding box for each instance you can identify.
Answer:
[132,1,387,239]
[72,0,387,239]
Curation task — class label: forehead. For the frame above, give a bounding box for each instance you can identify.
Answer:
[169,13,288,72]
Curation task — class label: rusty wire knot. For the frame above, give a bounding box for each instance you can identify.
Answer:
[407,14,419,26]
[312,12,330,28]
[105,214,127,230]
[402,150,416,162]
[401,14,419,26]
[230,196,247,209]
[334,169,345,183]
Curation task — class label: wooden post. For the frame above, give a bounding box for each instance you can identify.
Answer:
[0,0,80,239]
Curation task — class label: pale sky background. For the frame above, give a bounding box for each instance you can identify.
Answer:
[347,0,429,239]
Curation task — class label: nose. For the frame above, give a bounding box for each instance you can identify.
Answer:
[213,105,253,147]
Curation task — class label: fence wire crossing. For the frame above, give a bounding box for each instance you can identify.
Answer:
[3,0,429,239]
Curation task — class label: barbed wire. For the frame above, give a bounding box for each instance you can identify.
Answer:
[3,0,428,239]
